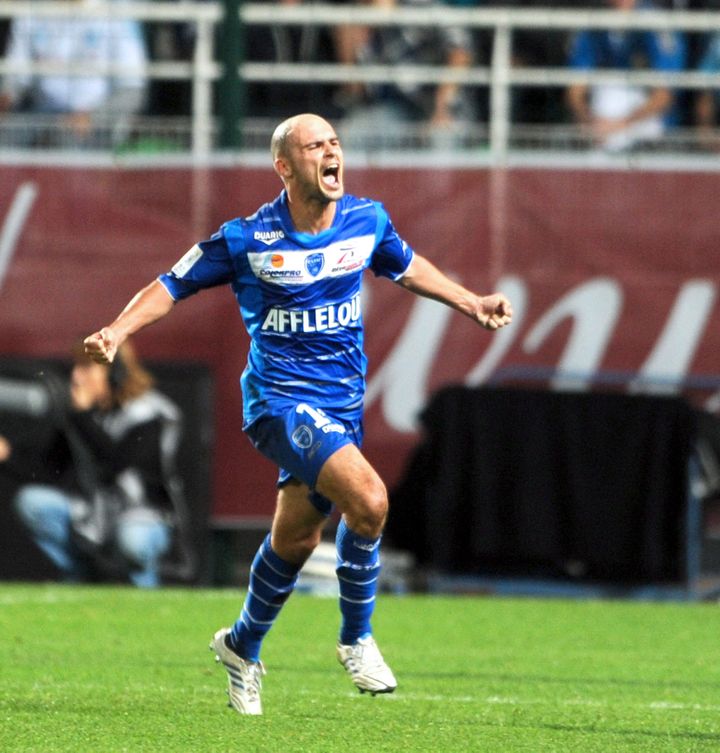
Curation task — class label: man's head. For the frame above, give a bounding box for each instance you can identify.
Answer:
[271,114,344,204]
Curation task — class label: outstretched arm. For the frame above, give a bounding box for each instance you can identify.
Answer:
[397,253,512,331]
[83,279,175,363]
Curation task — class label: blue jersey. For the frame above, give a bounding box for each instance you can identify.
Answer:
[568,29,685,72]
[158,191,414,427]
[567,3,686,125]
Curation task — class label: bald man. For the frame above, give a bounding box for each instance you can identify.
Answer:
[84,113,512,715]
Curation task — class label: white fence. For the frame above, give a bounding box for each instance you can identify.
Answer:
[2,2,720,161]
[0,0,221,158]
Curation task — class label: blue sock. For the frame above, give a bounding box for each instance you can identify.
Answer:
[335,518,381,645]
[229,534,300,662]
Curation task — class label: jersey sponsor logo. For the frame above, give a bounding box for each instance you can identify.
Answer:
[305,252,324,277]
[260,269,303,280]
[247,235,375,285]
[332,247,365,274]
[254,230,285,246]
[171,244,203,278]
[261,294,361,333]
[256,251,303,280]
[353,539,380,552]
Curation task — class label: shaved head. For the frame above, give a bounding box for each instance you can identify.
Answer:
[269,112,344,222]
[271,113,334,161]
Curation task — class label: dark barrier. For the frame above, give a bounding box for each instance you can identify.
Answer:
[387,386,697,586]
[0,357,214,584]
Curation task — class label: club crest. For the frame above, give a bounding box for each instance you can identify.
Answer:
[304,253,325,277]
[291,425,313,449]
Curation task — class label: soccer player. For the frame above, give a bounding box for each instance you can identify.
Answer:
[84,113,512,715]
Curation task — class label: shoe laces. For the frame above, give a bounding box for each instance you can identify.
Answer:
[223,634,265,690]
[240,660,265,698]
[345,638,384,672]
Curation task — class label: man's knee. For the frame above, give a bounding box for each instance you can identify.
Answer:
[271,526,322,566]
[15,485,51,518]
[14,485,70,537]
[116,518,171,567]
[271,482,328,565]
[316,445,388,539]
[347,479,388,539]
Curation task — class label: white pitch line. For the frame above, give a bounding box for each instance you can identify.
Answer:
[0,590,90,606]
[348,691,720,714]
[0,587,246,606]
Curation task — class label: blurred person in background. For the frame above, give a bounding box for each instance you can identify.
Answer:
[339,0,477,149]
[0,0,147,149]
[330,0,374,111]
[433,0,607,132]
[650,0,720,130]
[694,29,720,149]
[144,0,202,119]
[0,15,8,56]
[660,0,720,7]
[245,0,343,121]
[565,0,686,152]
[0,340,191,587]
[494,0,596,127]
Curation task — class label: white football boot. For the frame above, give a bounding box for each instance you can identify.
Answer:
[210,627,265,715]
[336,635,397,695]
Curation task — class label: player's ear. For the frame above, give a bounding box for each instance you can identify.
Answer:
[274,157,292,180]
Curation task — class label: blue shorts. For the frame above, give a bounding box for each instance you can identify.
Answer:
[245,402,363,516]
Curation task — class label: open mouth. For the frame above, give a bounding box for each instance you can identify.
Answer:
[321,164,341,190]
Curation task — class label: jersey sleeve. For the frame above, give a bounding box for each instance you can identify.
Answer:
[644,28,685,72]
[699,35,720,73]
[369,202,414,281]
[567,31,594,69]
[158,227,236,300]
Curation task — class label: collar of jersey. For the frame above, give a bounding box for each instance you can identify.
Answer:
[277,190,342,248]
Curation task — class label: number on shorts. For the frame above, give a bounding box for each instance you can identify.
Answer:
[296,403,331,429]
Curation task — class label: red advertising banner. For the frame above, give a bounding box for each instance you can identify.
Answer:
[0,165,718,519]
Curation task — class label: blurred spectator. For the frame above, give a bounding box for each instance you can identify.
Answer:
[659,0,720,7]
[245,0,342,120]
[694,31,720,148]
[0,340,193,587]
[330,0,375,111]
[0,17,8,57]
[145,11,195,118]
[655,0,720,127]
[450,0,594,127]
[565,0,686,152]
[340,0,477,149]
[503,0,595,125]
[0,0,147,149]
[145,0,222,120]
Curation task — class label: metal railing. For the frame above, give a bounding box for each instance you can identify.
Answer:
[2,3,720,160]
[0,0,222,158]
[240,4,720,162]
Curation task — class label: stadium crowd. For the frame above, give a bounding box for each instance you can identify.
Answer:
[1,0,720,150]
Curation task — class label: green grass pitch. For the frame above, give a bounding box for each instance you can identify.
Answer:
[2,584,720,752]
